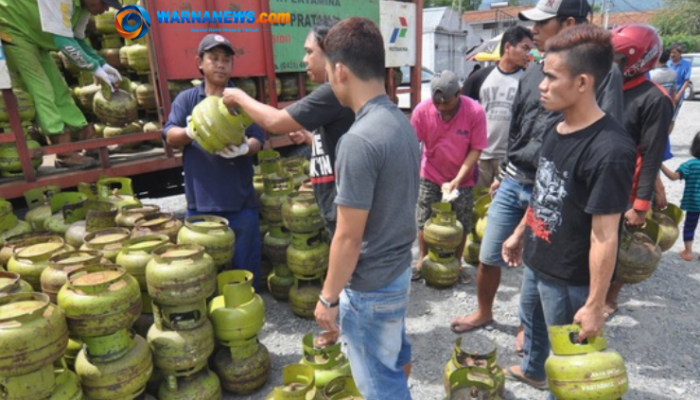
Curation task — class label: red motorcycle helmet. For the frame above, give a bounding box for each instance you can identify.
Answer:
[610,23,662,79]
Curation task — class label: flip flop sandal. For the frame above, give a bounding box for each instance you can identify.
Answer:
[411,268,422,282]
[458,268,472,284]
[503,366,548,390]
[450,318,494,334]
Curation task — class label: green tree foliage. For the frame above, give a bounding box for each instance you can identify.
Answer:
[663,35,700,52]
[651,0,700,36]
[424,0,483,11]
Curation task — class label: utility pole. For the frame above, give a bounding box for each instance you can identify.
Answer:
[458,0,463,30]
[604,0,612,29]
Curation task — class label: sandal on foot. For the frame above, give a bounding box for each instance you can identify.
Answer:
[503,366,548,390]
[458,268,472,284]
[450,317,493,333]
[411,268,422,282]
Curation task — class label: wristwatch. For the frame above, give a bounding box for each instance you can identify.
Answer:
[318,294,339,308]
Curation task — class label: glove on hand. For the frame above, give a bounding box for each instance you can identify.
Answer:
[216,142,250,159]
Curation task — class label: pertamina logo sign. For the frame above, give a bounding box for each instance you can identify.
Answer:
[389,17,408,44]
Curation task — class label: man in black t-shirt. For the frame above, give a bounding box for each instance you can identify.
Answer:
[223,19,355,236]
[500,25,636,397]
[604,23,674,317]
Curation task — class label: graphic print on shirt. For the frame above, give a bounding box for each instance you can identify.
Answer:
[526,158,568,243]
[310,132,334,184]
[480,85,517,122]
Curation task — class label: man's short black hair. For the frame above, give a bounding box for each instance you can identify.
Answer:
[546,24,613,91]
[500,25,534,56]
[324,17,385,81]
[659,49,671,64]
[310,17,341,52]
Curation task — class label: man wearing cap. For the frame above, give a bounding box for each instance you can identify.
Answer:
[449,0,624,378]
[410,70,487,282]
[163,34,265,290]
[0,0,125,169]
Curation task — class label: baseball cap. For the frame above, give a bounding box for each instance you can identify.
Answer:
[518,0,592,22]
[198,34,235,56]
[431,70,460,98]
[101,0,123,9]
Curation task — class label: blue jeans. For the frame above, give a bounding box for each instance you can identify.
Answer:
[479,177,533,267]
[339,267,412,400]
[186,208,262,291]
[519,266,589,400]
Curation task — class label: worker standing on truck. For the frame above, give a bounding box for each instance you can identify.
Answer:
[0,0,124,169]
[163,34,265,290]
[222,18,355,239]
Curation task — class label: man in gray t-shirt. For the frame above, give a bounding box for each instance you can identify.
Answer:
[462,26,534,188]
[314,17,419,400]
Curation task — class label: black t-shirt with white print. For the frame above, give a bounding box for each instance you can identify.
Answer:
[286,83,355,224]
[523,115,636,286]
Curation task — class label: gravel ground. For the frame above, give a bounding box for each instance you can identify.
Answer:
[144,101,700,400]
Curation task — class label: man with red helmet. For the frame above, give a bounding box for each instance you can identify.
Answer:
[605,23,674,316]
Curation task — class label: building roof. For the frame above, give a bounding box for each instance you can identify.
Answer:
[462,6,531,24]
[591,11,656,27]
[424,6,471,32]
[462,6,658,27]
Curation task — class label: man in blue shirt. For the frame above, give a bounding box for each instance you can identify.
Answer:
[667,43,692,120]
[163,34,265,290]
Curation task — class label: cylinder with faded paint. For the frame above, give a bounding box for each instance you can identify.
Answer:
[116,234,170,292]
[443,334,505,399]
[146,244,216,306]
[158,366,222,400]
[208,270,265,346]
[546,325,628,400]
[132,213,183,243]
[281,192,323,233]
[267,264,294,301]
[289,275,322,320]
[287,231,329,277]
[57,264,141,339]
[422,249,461,288]
[0,293,68,377]
[213,339,270,395]
[41,250,104,303]
[147,318,215,379]
[7,236,68,290]
[116,204,161,228]
[81,228,131,262]
[0,271,33,296]
[299,333,351,389]
[263,364,318,400]
[260,175,293,223]
[75,334,153,400]
[263,224,291,265]
[177,215,235,269]
[424,202,464,254]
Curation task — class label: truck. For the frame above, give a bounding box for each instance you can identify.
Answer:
[0,0,424,201]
